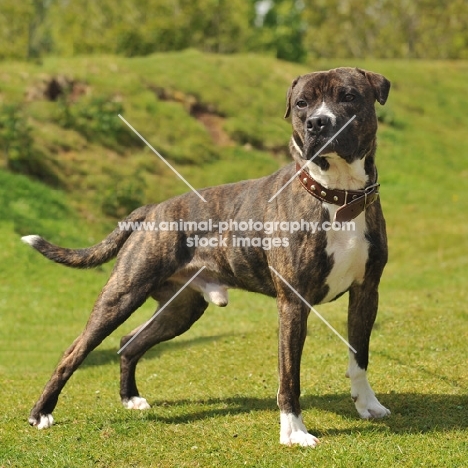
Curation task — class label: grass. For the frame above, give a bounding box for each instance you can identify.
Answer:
[0,53,467,467]
[1,50,294,220]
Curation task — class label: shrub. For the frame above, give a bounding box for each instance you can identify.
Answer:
[101,171,147,219]
[57,96,141,151]
[0,104,34,170]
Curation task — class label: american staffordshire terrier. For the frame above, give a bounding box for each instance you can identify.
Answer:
[23,67,391,447]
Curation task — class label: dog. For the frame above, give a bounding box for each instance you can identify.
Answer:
[23,67,391,447]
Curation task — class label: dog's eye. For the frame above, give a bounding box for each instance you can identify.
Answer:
[296,100,308,109]
[343,94,355,102]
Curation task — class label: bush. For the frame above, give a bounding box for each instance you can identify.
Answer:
[57,96,141,151]
[101,171,147,219]
[0,103,62,185]
[0,104,34,169]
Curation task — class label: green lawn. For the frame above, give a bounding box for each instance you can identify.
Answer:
[0,54,467,467]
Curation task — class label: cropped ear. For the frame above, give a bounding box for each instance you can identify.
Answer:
[284,76,301,118]
[356,68,391,105]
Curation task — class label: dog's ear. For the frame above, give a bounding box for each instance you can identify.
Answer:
[357,68,391,105]
[284,76,301,118]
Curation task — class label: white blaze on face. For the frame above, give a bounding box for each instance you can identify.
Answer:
[315,101,337,126]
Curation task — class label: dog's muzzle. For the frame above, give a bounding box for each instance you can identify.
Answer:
[303,113,337,157]
[306,114,331,135]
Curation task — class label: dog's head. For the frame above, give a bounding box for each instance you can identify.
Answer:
[284,68,390,165]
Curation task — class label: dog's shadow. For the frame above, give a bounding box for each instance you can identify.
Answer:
[141,393,468,436]
[82,340,467,436]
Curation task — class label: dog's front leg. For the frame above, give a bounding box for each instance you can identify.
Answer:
[346,285,391,419]
[277,295,319,447]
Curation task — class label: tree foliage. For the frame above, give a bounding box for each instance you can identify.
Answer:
[303,0,468,59]
[0,0,467,62]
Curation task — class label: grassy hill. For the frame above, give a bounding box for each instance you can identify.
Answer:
[1,50,297,225]
[0,52,467,467]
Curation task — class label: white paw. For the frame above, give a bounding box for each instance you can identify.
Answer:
[122,396,151,410]
[280,413,319,447]
[287,430,320,447]
[353,392,391,419]
[347,356,390,420]
[29,414,54,429]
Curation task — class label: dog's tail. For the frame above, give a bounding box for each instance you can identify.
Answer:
[21,205,151,269]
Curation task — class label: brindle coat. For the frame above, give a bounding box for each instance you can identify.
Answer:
[24,67,390,446]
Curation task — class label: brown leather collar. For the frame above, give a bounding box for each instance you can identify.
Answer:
[296,163,380,223]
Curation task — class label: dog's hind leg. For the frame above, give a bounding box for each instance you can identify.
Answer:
[119,285,208,409]
[346,284,390,419]
[28,251,163,429]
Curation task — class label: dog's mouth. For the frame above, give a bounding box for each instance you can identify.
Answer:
[304,134,337,159]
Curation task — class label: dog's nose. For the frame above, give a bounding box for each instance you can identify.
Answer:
[307,115,331,134]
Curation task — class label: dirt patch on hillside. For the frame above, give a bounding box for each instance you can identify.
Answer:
[149,85,234,147]
[26,75,90,102]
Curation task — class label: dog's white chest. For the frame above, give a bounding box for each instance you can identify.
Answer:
[303,154,370,303]
[320,208,368,303]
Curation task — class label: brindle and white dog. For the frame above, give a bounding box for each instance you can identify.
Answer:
[23,67,391,447]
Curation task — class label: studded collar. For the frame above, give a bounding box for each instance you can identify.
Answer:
[296,163,380,223]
